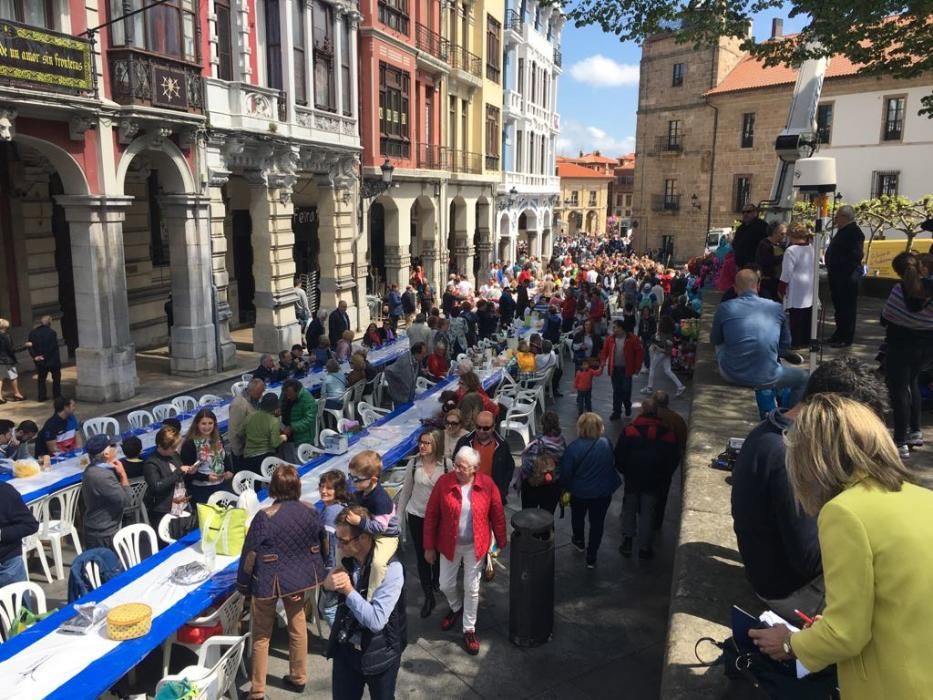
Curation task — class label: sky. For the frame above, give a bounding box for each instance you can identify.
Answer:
[555,8,808,157]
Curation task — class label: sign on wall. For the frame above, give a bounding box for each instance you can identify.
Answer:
[0,19,92,93]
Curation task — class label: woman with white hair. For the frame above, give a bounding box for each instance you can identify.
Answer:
[305,308,327,350]
[423,445,508,656]
[0,318,24,402]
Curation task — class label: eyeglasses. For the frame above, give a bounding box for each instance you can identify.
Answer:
[419,441,433,447]
[446,421,461,427]
[476,425,494,431]
[348,473,370,484]
[336,534,361,546]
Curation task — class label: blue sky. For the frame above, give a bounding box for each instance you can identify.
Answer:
[556,10,808,157]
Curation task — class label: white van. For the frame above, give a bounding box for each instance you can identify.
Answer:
[705,228,732,255]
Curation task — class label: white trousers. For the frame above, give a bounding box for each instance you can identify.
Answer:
[647,348,684,391]
[438,542,485,633]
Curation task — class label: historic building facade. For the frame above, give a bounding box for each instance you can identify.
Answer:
[496,0,562,265]
[608,153,635,229]
[554,159,612,236]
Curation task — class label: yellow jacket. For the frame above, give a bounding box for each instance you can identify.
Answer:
[791,478,933,699]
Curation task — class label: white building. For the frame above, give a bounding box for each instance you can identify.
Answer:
[497,0,563,265]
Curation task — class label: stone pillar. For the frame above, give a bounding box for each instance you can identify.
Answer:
[420,242,441,298]
[384,246,411,291]
[541,227,553,260]
[208,184,237,367]
[527,228,541,259]
[452,201,475,279]
[55,195,137,402]
[249,185,301,351]
[160,195,218,375]
[316,182,360,327]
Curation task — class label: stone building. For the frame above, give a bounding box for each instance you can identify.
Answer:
[554,159,612,236]
[608,152,635,228]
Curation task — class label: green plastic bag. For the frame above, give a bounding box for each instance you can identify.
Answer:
[155,679,199,700]
[9,605,56,637]
[197,502,247,556]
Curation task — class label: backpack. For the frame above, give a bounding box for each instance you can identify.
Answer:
[528,452,558,488]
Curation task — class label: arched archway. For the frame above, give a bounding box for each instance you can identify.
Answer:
[369,195,399,295]
[586,210,598,235]
[411,195,436,291]
[497,212,511,264]
[518,208,539,259]
[448,196,467,276]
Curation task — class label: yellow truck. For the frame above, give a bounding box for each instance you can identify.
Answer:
[863,238,933,278]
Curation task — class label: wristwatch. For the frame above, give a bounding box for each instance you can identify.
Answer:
[782,639,795,658]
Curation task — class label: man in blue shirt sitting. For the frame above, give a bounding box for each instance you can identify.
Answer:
[711,269,808,406]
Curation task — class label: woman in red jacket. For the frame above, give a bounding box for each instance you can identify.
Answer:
[424,446,507,656]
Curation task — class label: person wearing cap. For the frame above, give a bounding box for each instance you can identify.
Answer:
[81,433,132,551]
[240,392,286,473]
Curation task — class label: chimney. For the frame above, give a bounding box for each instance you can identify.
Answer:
[771,18,783,40]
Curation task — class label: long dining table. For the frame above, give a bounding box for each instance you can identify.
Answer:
[0,366,509,699]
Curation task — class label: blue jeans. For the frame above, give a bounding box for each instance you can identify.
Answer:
[576,389,592,413]
[717,348,809,408]
[332,644,401,700]
[611,367,632,415]
[0,554,27,588]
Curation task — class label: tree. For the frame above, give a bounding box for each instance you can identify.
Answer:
[854,195,933,258]
[561,2,933,115]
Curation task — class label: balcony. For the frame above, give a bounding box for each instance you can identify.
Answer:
[415,23,448,73]
[652,194,681,212]
[553,48,562,68]
[502,171,560,193]
[109,48,203,112]
[505,9,523,39]
[485,154,500,171]
[504,89,522,119]
[416,143,448,169]
[449,149,483,175]
[448,44,483,88]
[653,135,684,154]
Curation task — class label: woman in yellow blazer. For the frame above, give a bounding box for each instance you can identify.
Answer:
[750,394,933,699]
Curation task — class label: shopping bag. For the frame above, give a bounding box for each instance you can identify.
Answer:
[196,502,247,556]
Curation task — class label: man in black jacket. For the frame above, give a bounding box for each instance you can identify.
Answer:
[454,411,513,503]
[26,315,61,401]
[0,481,39,586]
[328,300,351,350]
[731,204,769,267]
[825,205,864,347]
[730,357,887,620]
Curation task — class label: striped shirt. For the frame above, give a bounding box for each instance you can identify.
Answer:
[882,284,933,332]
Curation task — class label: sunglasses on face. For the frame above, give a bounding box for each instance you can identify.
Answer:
[348,473,370,484]
[476,425,494,431]
[446,421,461,427]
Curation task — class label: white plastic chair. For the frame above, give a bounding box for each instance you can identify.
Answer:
[152,403,179,422]
[415,376,435,393]
[155,634,248,700]
[359,408,383,427]
[241,373,254,383]
[83,560,104,591]
[260,456,288,479]
[113,523,159,570]
[198,394,224,407]
[231,470,269,495]
[230,381,248,398]
[323,387,354,429]
[499,399,537,451]
[317,428,339,449]
[357,401,389,417]
[0,581,47,640]
[207,490,240,508]
[38,484,83,581]
[162,593,247,676]
[296,442,325,463]
[158,514,180,545]
[172,395,199,414]
[22,497,52,584]
[122,477,150,525]
[82,416,120,440]
[127,409,155,430]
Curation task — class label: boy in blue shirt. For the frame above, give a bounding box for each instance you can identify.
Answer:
[345,450,399,596]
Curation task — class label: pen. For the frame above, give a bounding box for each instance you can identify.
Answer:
[794,609,814,626]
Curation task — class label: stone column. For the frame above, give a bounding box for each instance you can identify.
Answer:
[384,246,411,291]
[452,200,475,280]
[249,184,301,351]
[527,228,541,259]
[55,195,137,402]
[208,184,237,367]
[160,195,218,376]
[541,227,553,260]
[316,181,360,327]
[420,242,440,298]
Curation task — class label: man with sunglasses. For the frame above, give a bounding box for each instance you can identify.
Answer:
[732,204,769,268]
[453,411,513,503]
[325,505,407,700]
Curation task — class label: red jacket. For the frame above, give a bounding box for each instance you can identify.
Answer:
[423,471,507,561]
[599,332,644,377]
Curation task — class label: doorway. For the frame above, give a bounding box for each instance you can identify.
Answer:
[50,173,77,357]
[232,210,255,325]
[292,206,320,313]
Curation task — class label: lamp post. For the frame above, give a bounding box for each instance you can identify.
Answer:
[353,158,394,329]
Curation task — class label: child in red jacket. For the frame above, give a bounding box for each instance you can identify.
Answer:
[574,357,602,415]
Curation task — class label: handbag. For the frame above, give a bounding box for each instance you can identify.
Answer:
[197,502,247,556]
[168,512,199,540]
[482,552,496,582]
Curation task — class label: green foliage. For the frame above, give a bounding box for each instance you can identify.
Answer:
[855,195,933,254]
[562,1,933,116]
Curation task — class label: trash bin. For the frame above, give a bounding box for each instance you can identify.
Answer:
[509,508,555,647]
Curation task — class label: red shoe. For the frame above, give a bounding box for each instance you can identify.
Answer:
[440,607,462,632]
[464,630,480,655]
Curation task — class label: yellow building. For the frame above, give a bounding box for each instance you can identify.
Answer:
[555,160,613,235]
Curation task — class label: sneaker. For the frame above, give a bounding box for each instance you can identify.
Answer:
[464,630,480,655]
[441,607,463,632]
[625,406,632,417]
[571,538,585,553]
[897,444,910,460]
[639,548,654,560]
[907,431,924,448]
[609,413,621,421]
[283,676,306,692]
[675,385,687,398]
[618,537,633,557]
[586,559,596,569]
[639,387,653,395]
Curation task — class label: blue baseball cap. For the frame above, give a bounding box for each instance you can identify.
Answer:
[86,434,116,455]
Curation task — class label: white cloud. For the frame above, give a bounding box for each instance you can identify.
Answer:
[568,54,639,88]
[556,119,635,157]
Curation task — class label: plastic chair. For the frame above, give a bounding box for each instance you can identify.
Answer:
[296,442,325,463]
[317,428,339,449]
[207,490,239,508]
[83,416,120,440]
[359,408,383,427]
[122,478,150,525]
[230,381,249,398]
[162,592,247,676]
[0,581,47,640]
[198,394,224,407]
[260,456,288,479]
[415,376,435,393]
[158,514,180,545]
[357,401,389,418]
[155,634,248,700]
[22,497,52,584]
[241,373,254,383]
[83,560,104,591]
[172,395,198,414]
[127,409,155,430]
[113,523,159,570]
[499,399,537,451]
[323,387,354,430]
[38,484,83,581]
[231,470,269,495]
[152,403,179,422]
[347,381,366,420]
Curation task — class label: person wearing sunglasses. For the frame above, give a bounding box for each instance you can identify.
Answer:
[732,203,769,268]
[441,409,468,460]
[452,410,514,504]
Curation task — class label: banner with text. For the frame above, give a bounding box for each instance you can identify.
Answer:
[0,20,92,93]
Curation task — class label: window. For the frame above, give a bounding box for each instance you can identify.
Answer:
[148,171,169,266]
[486,16,500,83]
[341,19,352,115]
[292,0,307,105]
[264,0,282,89]
[516,130,523,171]
[461,99,468,152]
[215,0,234,80]
[530,62,537,103]
[872,171,899,198]
[671,62,684,87]
[588,191,597,207]
[378,0,409,35]
[110,0,198,62]
[449,96,457,149]
[485,104,500,170]
[1,0,55,28]
[540,135,546,175]
[312,1,335,112]
[517,58,524,94]
[664,178,678,209]
[542,72,548,108]
[733,175,751,212]
[379,62,410,157]
[883,96,905,141]
[570,191,579,206]
[667,120,681,150]
[816,103,833,145]
[741,113,755,148]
